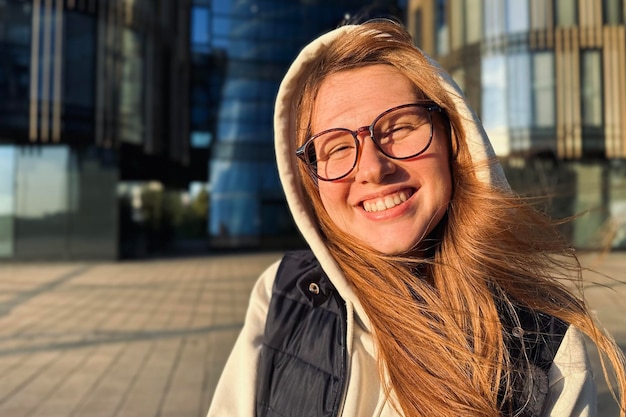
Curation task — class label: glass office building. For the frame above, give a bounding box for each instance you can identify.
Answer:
[1,0,405,259]
[193,0,405,248]
[0,0,196,260]
[409,0,626,249]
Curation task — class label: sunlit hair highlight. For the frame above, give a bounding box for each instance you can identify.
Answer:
[293,19,625,417]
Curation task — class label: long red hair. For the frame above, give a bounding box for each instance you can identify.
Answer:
[293,20,626,417]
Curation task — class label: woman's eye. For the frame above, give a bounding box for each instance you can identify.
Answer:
[317,140,355,161]
[327,144,354,159]
[380,124,414,141]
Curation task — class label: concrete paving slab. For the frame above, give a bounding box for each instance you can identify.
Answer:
[0,251,622,417]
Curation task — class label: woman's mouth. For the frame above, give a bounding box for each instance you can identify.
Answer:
[362,189,414,213]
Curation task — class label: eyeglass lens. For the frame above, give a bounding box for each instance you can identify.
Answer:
[306,104,434,181]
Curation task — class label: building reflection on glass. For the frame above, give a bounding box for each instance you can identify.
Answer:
[195,0,405,249]
[0,0,405,260]
[0,0,197,260]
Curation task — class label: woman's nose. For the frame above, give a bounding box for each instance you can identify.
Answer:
[353,136,396,183]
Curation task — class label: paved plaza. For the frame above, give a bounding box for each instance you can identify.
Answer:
[0,251,623,417]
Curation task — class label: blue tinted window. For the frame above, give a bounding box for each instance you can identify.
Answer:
[191,6,211,47]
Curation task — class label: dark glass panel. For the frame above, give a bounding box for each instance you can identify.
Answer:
[63,10,96,140]
[67,147,118,258]
[0,1,31,139]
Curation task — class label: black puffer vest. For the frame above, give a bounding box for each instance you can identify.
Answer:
[255,250,567,417]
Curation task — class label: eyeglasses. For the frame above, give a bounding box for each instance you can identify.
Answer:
[296,102,442,181]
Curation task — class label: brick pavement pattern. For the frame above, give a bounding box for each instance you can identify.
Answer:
[0,251,623,417]
[0,252,283,417]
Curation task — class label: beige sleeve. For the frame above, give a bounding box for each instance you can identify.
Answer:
[206,260,280,417]
[543,326,597,417]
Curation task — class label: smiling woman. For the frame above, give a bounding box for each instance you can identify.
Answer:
[311,66,451,254]
[207,19,626,417]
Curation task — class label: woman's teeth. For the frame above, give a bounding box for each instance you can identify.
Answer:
[363,191,409,213]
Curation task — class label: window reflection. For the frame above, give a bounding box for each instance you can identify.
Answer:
[10,146,117,258]
[484,0,504,38]
[191,5,211,48]
[581,50,603,127]
[119,28,144,145]
[507,52,531,128]
[435,0,449,55]
[532,52,555,127]
[603,0,623,24]
[530,0,551,30]
[0,146,16,257]
[63,10,96,137]
[555,0,577,27]
[211,160,258,238]
[16,147,69,218]
[0,1,31,136]
[206,0,404,245]
[14,146,69,257]
[481,54,509,154]
[506,0,529,33]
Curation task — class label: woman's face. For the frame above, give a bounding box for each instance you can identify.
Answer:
[311,65,452,255]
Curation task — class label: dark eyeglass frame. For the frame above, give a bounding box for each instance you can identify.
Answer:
[296,102,442,181]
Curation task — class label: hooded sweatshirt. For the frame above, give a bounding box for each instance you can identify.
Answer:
[207,25,596,417]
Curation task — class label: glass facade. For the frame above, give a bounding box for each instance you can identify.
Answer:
[484,0,504,39]
[603,0,624,25]
[532,52,555,128]
[200,0,404,248]
[465,0,482,43]
[581,50,603,128]
[506,0,529,33]
[481,53,509,155]
[0,147,16,257]
[0,1,196,260]
[435,0,449,56]
[63,10,96,140]
[0,145,118,260]
[410,0,626,250]
[555,0,577,27]
[0,1,31,141]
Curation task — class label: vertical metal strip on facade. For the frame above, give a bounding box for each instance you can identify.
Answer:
[571,28,582,159]
[28,0,42,142]
[556,27,582,159]
[107,0,120,148]
[40,0,53,142]
[579,0,602,47]
[603,27,617,158]
[144,36,154,153]
[546,0,554,48]
[619,27,626,158]
[52,0,64,142]
[556,29,568,158]
[603,27,613,158]
[104,1,115,148]
[605,26,626,159]
[529,0,554,48]
[95,0,107,147]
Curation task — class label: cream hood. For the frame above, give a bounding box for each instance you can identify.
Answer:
[273,24,509,328]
